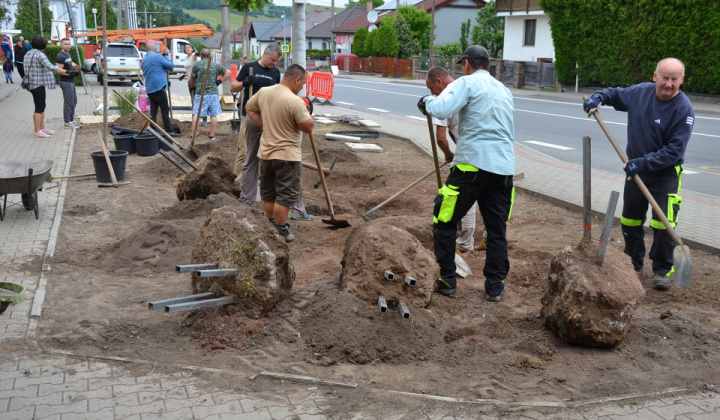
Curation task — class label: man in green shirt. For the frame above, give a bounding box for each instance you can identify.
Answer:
[190,49,230,140]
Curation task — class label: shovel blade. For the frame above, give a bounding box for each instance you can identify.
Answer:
[322,218,351,229]
[673,245,693,287]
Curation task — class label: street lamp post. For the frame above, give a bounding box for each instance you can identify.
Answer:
[37,0,43,36]
[92,8,98,29]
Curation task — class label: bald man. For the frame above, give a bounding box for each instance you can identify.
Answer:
[583,58,694,291]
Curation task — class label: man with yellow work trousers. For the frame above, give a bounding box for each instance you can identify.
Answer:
[245,64,314,243]
[418,46,515,301]
[425,66,480,253]
[583,58,694,291]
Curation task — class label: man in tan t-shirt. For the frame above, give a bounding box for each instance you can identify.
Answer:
[245,64,314,243]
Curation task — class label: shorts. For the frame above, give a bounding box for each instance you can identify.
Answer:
[192,94,222,117]
[259,159,301,208]
[30,86,47,114]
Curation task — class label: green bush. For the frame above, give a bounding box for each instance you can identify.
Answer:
[540,0,720,94]
[307,49,330,59]
[353,28,369,57]
[114,88,139,116]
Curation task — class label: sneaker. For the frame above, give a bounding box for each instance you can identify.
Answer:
[200,121,208,127]
[436,278,457,297]
[486,288,506,302]
[273,223,296,243]
[41,128,55,135]
[64,122,81,129]
[290,213,314,221]
[33,131,51,138]
[208,135,216,140]
[653,274,670,291]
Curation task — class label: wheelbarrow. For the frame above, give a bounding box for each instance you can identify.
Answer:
[0,160,54,221]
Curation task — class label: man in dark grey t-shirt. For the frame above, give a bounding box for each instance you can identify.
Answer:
[55,38,80,129]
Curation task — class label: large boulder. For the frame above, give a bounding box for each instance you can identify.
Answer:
[190,205,294,317]
[541,238,646,347]
[340,220,439,310]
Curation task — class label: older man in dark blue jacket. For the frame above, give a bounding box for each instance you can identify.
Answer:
[141,43,180,137]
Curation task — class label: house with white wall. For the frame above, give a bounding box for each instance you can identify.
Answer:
[495,0,554,62]
[1,0,88,41]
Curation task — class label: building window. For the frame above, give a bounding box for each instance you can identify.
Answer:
[524,19,536,46]
[322,42,327,50]
[308,41,312,49]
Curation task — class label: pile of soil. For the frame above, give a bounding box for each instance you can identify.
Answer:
[33,117,720,415]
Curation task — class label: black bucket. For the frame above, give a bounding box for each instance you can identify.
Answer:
[134,133,159,156]
[230,118,242,133]
[113,134,136,154]
[112,126,141,135]
[90,150,128,183]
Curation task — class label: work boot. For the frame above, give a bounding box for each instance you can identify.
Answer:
[653,274,670,291]
[436,278,456,297]
[486,287,506,302]
[273,223,296,243]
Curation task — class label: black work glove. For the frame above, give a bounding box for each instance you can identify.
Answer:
[301,97,313,115]
[623,158,646,179]
[178,74,186,81]
[215,78,222,86]
[67,70,79,78]
[242,75,255,86]
[417,95,429,116]
[167,80,171,87]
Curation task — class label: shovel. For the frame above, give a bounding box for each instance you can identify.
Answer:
[586,100,692,287]
[308,132,350,228]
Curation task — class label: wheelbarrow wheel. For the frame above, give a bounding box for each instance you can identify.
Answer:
[21,193,33,210]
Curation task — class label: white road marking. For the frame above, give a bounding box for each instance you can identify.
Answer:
[336,101,355,106]
[367,107,390,113]
[406,116,426,121]
[524,140,574,150]
[683,170,699,174]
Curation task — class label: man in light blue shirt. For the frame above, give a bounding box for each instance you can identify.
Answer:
[141,43,180,137]
[419,45,516,301]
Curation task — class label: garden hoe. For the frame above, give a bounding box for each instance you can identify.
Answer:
[308,132,350,228]
[585,98,692,286]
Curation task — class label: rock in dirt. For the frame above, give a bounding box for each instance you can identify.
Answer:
[176,154,239,201]
[190,205,294,317]
[540,237,645,347]
[340,220,439,310]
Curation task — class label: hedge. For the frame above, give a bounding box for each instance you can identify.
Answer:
[540,0,720,94]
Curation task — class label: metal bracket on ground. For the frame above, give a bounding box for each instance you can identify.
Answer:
[378,297,388,313]
[399,303,411,319]
[404,276,417,287]
[384,270,395,281]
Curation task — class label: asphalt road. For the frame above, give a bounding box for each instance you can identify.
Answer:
[328,78,720,197]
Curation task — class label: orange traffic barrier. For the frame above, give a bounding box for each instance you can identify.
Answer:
[306,72,313,98]
[231,64,237,82]
[311,72,335,102]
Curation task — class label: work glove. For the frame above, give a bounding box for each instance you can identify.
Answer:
[301,96,313,115]
[417,95,430,116]
[623,158,645,179]
[67,70,79,78]
[178,74,186,81]
[215,78,222,86]
[583,95,602,116]
[242,75,255,86]
[167,80,171,87]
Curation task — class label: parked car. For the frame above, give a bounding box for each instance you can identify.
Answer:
[95,42,142,84]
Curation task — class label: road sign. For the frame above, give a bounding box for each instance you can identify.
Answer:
[281,44,291,53]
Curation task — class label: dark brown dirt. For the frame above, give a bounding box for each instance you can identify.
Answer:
[34,117,720,417]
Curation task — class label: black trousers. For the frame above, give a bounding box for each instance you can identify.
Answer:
[147,89,173,132]
[433,166,514,296]
[621,166,681,275]
[16,63,25,79]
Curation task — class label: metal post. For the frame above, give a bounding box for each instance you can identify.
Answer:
[596,191,620,266]
[92,8,98,30]
[583,136,591,238]
[37,0,43,37]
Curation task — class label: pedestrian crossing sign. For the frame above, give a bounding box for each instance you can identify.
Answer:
[282,44,291,53]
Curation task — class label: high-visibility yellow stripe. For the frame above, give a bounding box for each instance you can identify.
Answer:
[621,217,642,227]
[455,163,479,172]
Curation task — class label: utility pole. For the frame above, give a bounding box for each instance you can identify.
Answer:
[429,0,435,67]
[38,0,44,37]
[116,0,122,29]
[221,0,231,92]
[291,1,306,79]
[330,0,335,55]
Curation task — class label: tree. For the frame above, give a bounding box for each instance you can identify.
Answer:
[396,5,431,52]
[364,28,378,57]
[347,0,384,9]
[229,0,273,68]
[435,42,462,57]
[84,0,116,30]
[16,0,52,40]
[460,19,470,52]
[352,27,369,57]
[471,0,504,58]
[393,13,420,58]
[373,23,398,58]
[0,0,10,25]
